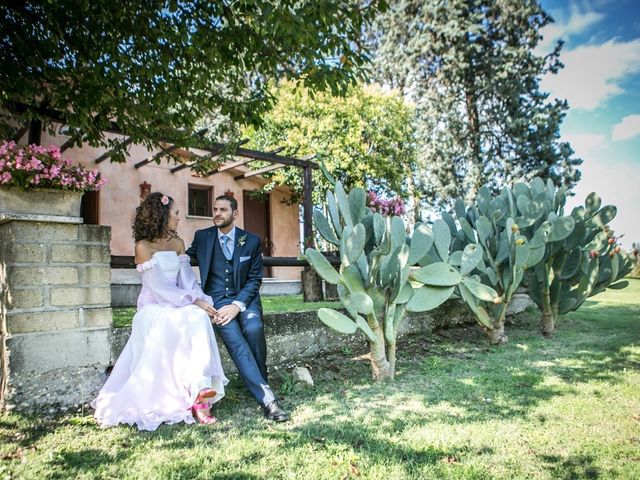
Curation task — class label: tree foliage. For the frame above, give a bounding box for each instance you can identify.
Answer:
[371,0,581,208]
[1,1,385,160]
[242,80,416,204]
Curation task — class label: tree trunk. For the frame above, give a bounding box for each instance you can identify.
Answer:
[551,304,560,332]
[323,281,339,301]
[386,341,396,378]
[405,173,420,229]
[485,306,508,345]
[369,325,393,380]
[486,323,508,345]
[301,268,322,302]
[28,119,42,145]
[541,281,554,337]
[464,70,483,201]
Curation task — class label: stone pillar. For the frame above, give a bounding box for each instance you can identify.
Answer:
[0,217,112,411]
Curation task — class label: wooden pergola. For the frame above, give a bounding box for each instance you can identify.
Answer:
[94,134,318,244]
[9,107,319,244]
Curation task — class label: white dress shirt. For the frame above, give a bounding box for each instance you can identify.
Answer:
[217,227,246,312]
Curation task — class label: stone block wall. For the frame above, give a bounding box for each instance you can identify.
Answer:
[0,220,113,411]
[111,295,534,377]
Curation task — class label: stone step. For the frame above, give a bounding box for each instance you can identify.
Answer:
[261,278,302,296]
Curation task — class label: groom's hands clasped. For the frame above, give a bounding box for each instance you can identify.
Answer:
[194,299,217,319]
[213,304,240,326]
[194,299,240,326]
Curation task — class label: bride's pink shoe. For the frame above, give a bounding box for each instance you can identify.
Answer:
[192,388,217,424]
[192,402,217,424]
[195,388,217,404]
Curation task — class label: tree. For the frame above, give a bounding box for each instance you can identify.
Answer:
[370,0,581,210]
[242,80,417,205]
[0,1,384,160]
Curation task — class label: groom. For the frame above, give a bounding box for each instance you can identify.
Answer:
[187,194,289,422]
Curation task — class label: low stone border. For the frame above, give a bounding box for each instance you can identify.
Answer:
[111,294,534,374]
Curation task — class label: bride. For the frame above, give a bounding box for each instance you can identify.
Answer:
[92,192,227,431]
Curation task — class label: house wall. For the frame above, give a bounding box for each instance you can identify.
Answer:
[39,130,302,280]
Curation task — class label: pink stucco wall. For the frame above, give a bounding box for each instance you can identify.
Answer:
[39,129,302,280]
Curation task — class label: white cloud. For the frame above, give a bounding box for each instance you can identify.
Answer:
[538,6,605,53]
[562,128,640,245]
[563,132,607,158]
[566,157,640,246]
[541,39,640,110]
[612,114,640,141]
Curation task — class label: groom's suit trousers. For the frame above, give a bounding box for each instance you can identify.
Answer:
[213,296,275,406]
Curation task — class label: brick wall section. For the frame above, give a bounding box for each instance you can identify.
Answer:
[2,223,112,334]
[0,221,113,411]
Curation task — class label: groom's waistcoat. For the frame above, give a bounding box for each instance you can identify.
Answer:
[203,235,236,301]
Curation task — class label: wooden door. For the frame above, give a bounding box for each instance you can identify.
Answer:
[242,191,272,277]
[81,191,100,224]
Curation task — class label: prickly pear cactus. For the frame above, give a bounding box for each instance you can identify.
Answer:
[524,188,632,335]
[305,163,498,378]
[446,181,555,344]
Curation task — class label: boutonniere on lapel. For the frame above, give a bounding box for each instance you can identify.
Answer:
[237,235,247,248]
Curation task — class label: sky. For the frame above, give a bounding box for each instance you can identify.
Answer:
[538,0,640,249]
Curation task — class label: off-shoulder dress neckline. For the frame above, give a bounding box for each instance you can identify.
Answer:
[136,250,190,273]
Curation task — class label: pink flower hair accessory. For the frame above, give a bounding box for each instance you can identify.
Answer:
[160,195,169,205]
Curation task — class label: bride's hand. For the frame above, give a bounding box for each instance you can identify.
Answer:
[194,299,217,318]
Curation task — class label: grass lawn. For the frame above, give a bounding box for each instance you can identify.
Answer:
[112,294,340,328]
[2,281,639,479]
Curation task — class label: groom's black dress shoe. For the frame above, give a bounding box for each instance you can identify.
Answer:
[262,401,290,422]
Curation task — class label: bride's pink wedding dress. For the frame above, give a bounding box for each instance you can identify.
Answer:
[92,251,227,431]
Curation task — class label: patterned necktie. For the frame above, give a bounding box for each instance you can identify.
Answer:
[220,234,232,260]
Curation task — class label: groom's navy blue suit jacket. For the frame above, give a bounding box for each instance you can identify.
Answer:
[186,226,263,309]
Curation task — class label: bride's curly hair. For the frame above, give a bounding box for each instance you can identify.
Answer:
[132,192,174,242]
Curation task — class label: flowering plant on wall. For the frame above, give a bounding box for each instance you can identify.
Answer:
[0,141,106,191]
[366,190,405,216]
